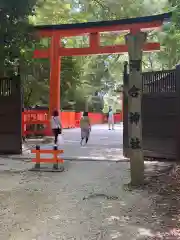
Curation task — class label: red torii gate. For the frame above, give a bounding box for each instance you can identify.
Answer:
[33,12,171,115]
[33,12,171,185]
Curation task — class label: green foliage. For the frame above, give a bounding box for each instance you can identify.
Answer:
[30,0,175,110]
[21,58,50,107]
[61,56,81,109]
[0,0,37,75]
[103,91,122,113]
[2,0,178,110]
[29,0,72,25]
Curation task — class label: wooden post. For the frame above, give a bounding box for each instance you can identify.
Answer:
[90,33,100,50]
[125,31,147,186]
[34,145,40,169]
[53,145,58,170]
[49,34,61,115]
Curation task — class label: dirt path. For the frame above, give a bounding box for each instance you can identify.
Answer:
[0,160,178,240]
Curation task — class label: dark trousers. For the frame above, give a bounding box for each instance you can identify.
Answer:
[81,136,89,143]
[53,128,60,144]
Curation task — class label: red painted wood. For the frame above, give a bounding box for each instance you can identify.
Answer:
[59,42,160,56]
[61,111,76,128]
[36,21,163,38]
[34,42,160,58]
[49,34,61,114]
[90,32,100,50]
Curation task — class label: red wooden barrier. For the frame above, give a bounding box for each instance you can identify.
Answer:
[32,148,64,163]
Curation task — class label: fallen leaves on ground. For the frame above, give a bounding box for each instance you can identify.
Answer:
[143,163,180,239]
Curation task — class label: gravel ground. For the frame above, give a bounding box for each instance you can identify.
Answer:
[10,124,125,162]
[0,159,177,240]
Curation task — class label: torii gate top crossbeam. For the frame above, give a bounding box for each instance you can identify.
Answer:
[34,12,172,37]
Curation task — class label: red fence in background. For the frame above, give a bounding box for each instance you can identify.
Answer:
[75,112,82,127]
[61,111,76,129]
[114,113,123,123]
[89,113,104,125]
[22,110,122,137]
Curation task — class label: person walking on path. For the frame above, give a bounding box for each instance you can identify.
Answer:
[107,106,114,130]
[51,110,62,145]
[80,111,91,145]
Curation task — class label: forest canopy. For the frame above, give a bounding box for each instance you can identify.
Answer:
[0,0,178,111]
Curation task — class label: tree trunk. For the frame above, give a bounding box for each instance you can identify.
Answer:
[85,96,89,112]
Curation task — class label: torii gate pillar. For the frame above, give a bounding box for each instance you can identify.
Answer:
[49,34,61,114]
[125,31,147,186]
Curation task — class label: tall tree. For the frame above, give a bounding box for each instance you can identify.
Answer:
[0,0,37,76]
[156,0,180,68]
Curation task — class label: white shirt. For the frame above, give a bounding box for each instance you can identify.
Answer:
[51,116,61,129]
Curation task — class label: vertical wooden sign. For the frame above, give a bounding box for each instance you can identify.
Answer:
[125,31,147,185]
